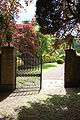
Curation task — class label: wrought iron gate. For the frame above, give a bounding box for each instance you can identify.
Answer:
[16,48,42,92]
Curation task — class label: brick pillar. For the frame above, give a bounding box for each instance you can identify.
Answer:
[75,56,80,87]
[64,49,76,88]
[0,47,16,92]
[0,51,1,83]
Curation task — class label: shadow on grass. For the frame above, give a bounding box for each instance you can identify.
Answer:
[17,88,80,120]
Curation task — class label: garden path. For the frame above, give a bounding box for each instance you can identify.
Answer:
[42,63,66,95]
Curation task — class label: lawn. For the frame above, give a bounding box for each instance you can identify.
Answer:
[42,62,57,69]
[42,62,58,72]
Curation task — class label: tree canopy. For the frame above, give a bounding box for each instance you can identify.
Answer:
[0,0,22,46]
[36,0,80,38]
[13,23,39,54]
[0,0,33,46]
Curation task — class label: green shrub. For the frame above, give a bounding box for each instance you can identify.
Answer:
[16,51,22,58]
[56,59,64,64]
[42,52,65,63]
[42,53,54,63]
[16,57,24,67]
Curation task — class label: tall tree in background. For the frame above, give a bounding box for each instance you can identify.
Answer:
[13,22,40,66]
[36,0,80,48]
[13,23,39,54]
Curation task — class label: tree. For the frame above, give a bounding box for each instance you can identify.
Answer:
[37,32,54,54]
[0,0,22,46]
[36,0,80,48]
[0,0,33,46]
[13,23,39,53]
[13,22,40,66]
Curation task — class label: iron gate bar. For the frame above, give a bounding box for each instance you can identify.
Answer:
[40,54,42,90]
[16,52,42,91]
[16,74,41,77]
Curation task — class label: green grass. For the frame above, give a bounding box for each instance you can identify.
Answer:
[42,62,57,71]
[42,63,57,69]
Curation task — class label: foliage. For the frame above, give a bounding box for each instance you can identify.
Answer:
[36,0,62,34]
[37,32,56,63]
[36,0,80,36]
[0,0,33,46]
[73,38,80,53]
[52,46,65,63]
[38,32,54,54]
[13,23,39,54]
[37,32,65,63]
[36,0,80,49]
[13,23,40,66]
[0,0,22,46]
[42,53,54,63]
[56,59,64,64]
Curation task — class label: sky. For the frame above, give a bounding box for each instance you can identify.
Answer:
[16,0,37,23]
